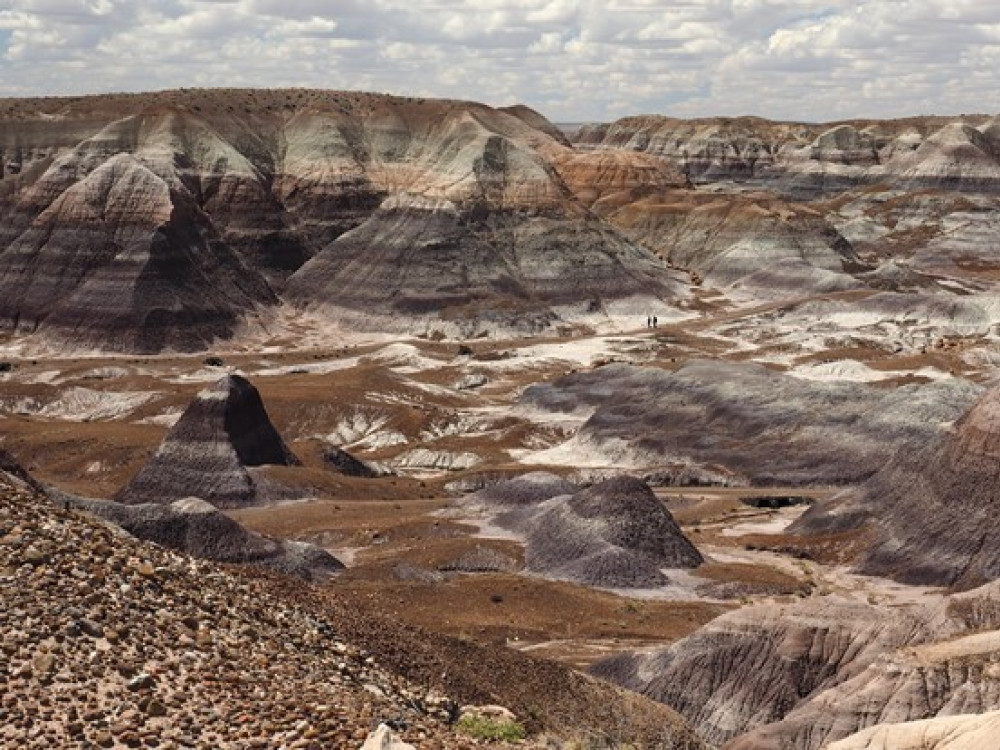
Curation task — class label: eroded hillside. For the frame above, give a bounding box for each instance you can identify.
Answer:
[0,90,687,352]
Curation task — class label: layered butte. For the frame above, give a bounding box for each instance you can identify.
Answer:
[0,90,684,351]
[115,374,300,509]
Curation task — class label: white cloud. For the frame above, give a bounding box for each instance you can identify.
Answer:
[0,0,998,121]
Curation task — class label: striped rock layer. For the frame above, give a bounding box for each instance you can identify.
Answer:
[116,374,299,509]
[792,380,1000,588]
[0,89,686,351]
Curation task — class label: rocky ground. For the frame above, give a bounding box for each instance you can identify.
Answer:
[2,313,1000,748]
[0,469,474,748]
[0,466,702,749]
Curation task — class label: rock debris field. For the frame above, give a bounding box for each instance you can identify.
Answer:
[0,470,502,750]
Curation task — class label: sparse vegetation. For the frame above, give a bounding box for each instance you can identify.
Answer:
[455,714,526,742]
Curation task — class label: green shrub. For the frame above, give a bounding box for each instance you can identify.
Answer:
[456,714,526,742]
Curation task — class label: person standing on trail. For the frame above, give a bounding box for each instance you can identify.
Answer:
[647,315,652,328]
[653,315,658,328]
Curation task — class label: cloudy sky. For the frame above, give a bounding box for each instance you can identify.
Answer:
[1,0,998,122]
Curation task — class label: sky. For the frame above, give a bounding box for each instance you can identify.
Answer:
[1,0,999,122]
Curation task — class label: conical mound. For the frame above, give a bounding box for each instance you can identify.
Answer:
[522,475,703,587]
[792,381,1000,587]
[116,374,300,509]
[480,474,703,588]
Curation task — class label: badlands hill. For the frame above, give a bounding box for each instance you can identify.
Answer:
[594,580,1000,749]
[520,361,980,486]
[5,90,1000,352]
[69,494,343,581]
[571,112,1000,302]
[116,374,300,509]
[0,89,685,351]
[462,473,702,587]
[791,379,1000,588]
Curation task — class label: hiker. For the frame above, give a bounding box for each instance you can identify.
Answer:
[653,315,658,327]
[647,315,652,328]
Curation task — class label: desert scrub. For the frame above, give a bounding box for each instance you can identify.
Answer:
[456,714,526,742]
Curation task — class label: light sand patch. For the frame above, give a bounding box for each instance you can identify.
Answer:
[789,359,951,383]
[3,387,159,421]
[602,568,732,603]
[477,334,642,373]
[325,411,408,451]
[230,305,402,353]
[511,434,629,468]
[21,370,62,385]
[135,408,183,428]
[393,448,481,472]
[719,512,799,537]
[360,343,446,374]
[328,546,363,567]
[166,367,235,384]
[704,542,946,608]
[554,295,699,336]
[253,356,361,377]
[903,629,1000,665]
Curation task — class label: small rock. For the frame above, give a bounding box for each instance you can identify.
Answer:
[135,561,155,578]
[127,673,156,691]
[142,699,167,718]
[31,652,56,675]
[361,724,416,750]
[78,619,104,638]
[453,373,488,390]
[363,683,386,698]
[23,546,47,565]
